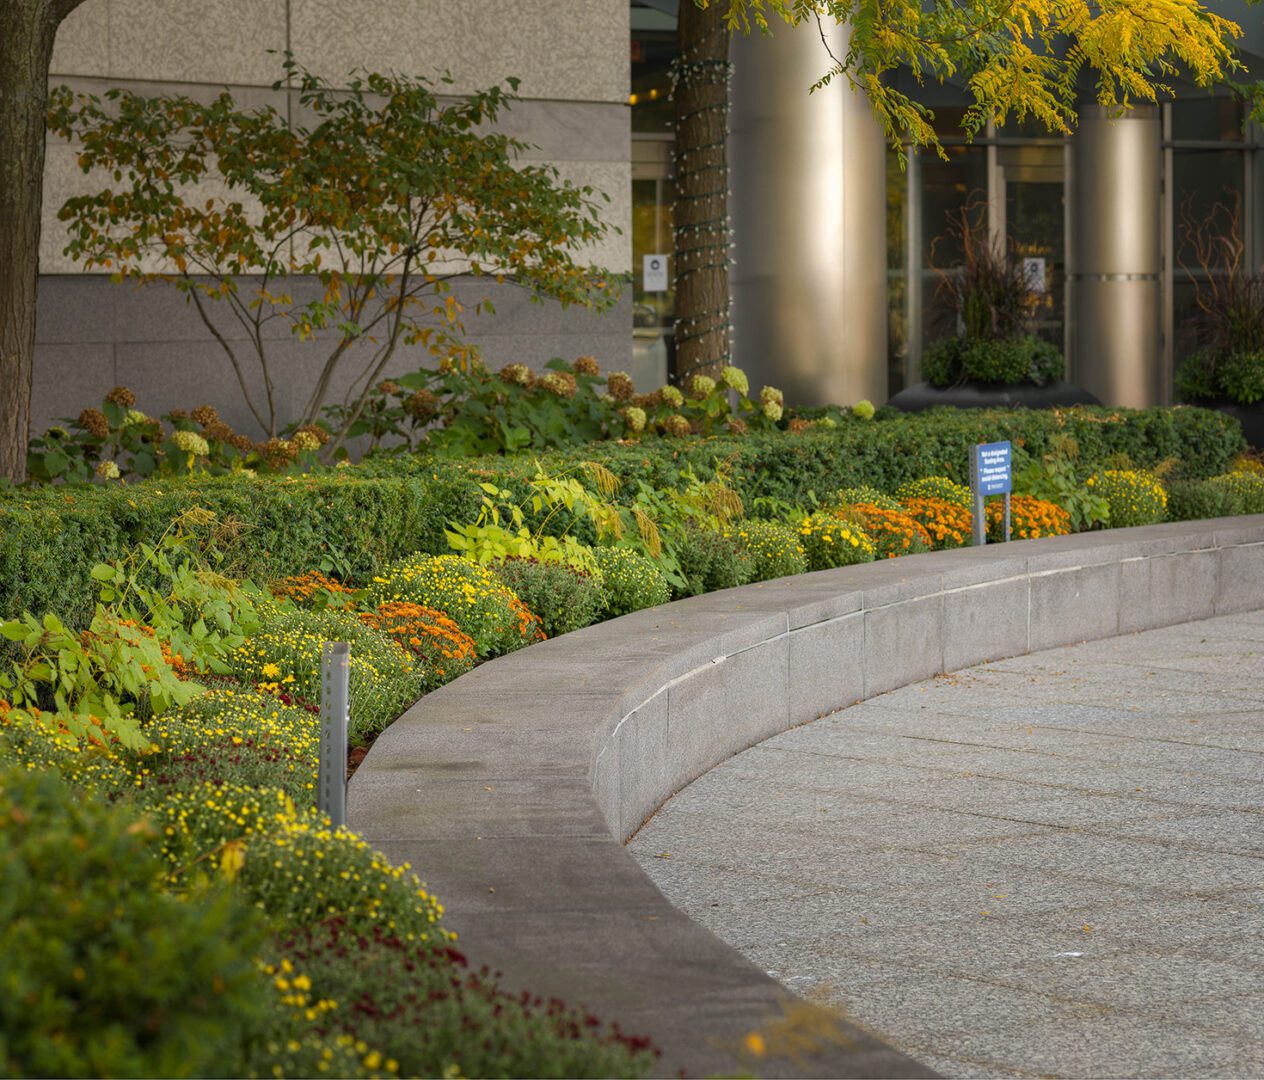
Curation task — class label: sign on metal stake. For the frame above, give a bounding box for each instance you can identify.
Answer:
[319,641,350,828]
[970,441,1012,546]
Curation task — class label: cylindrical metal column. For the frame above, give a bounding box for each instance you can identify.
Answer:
[729,20,887,406]
[1070,106,1161,407]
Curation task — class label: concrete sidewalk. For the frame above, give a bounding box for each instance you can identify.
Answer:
[630,611,1264,1078]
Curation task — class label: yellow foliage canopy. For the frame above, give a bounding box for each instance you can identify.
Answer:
[713,0,1246,155]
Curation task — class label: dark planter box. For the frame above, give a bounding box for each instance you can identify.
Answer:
[888,380,1102,413]
[1203,400,1264,449]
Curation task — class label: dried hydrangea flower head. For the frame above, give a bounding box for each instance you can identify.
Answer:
[498,363,534,387]
[291,430,322,453]
[405,389,440,423]
[296,423,330,446]
[662,414,691,437]
[606,371,635,402]
[190,404,220,427]
[78,407,110,439]
[538,371,577,398]
[574,355,601,376]
[258,438,298,469]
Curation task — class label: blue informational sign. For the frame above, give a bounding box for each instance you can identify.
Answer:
[973,441,1012,497]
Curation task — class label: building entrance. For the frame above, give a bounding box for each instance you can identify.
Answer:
[993,143,1066,354]
[895,125,1069,394]
[631,141,674,389]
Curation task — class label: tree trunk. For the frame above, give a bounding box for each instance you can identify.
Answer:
[672,1,731,382]
[0,0,84,483]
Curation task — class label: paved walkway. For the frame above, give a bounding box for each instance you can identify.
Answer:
[630,611,1264,1078]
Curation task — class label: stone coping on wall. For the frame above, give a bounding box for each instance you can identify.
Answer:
[348,516,1264,1078]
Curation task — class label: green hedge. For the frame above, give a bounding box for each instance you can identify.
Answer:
[0,404,1244,629]
[367,403,1244,506]
[0,473,479,630]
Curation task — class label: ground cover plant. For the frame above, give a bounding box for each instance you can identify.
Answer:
[2,399,1261,1076]
[1175,196,1264,408]
[0,544,658,1076]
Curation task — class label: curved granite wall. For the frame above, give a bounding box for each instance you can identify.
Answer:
[348,516,1264,1078]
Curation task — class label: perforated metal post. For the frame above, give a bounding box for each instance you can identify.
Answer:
[1003,492,1011,543]
[319,641,350,827]
[971,451,987,547]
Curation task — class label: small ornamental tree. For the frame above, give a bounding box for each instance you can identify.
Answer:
[48,58,619,454]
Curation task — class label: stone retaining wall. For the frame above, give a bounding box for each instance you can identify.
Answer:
[348,516,1264,1078]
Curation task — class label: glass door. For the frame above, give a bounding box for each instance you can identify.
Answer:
[994,144,1066,353]
[631,138,675,388]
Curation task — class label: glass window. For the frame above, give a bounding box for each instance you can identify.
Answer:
[919,145,987,345]
[996,115,1065,140]
[631,4,675,134]
[1172,279,1205,369]
[1172,150,1245,270]
[920,146,988,269]
[927,105,971,141]
[887,149,908,393]
[1170,96,1245,142]
[630,176,674,388]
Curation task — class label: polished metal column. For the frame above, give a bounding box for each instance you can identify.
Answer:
[729,20,887,406]
[1070,106,1161,407]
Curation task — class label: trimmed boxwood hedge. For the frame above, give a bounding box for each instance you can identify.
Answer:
[0,404,1245,630]
[373,403,1243,508]
[0,473,479,632]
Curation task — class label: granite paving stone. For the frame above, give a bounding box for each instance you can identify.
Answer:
[631,612,1264,1078]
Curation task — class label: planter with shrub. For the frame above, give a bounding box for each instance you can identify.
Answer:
[1174,349,1264,448]
[891,195,1097,412]
[1174,195,1264,447]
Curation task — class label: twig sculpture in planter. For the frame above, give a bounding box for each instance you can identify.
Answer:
[1175,192,1264,445]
